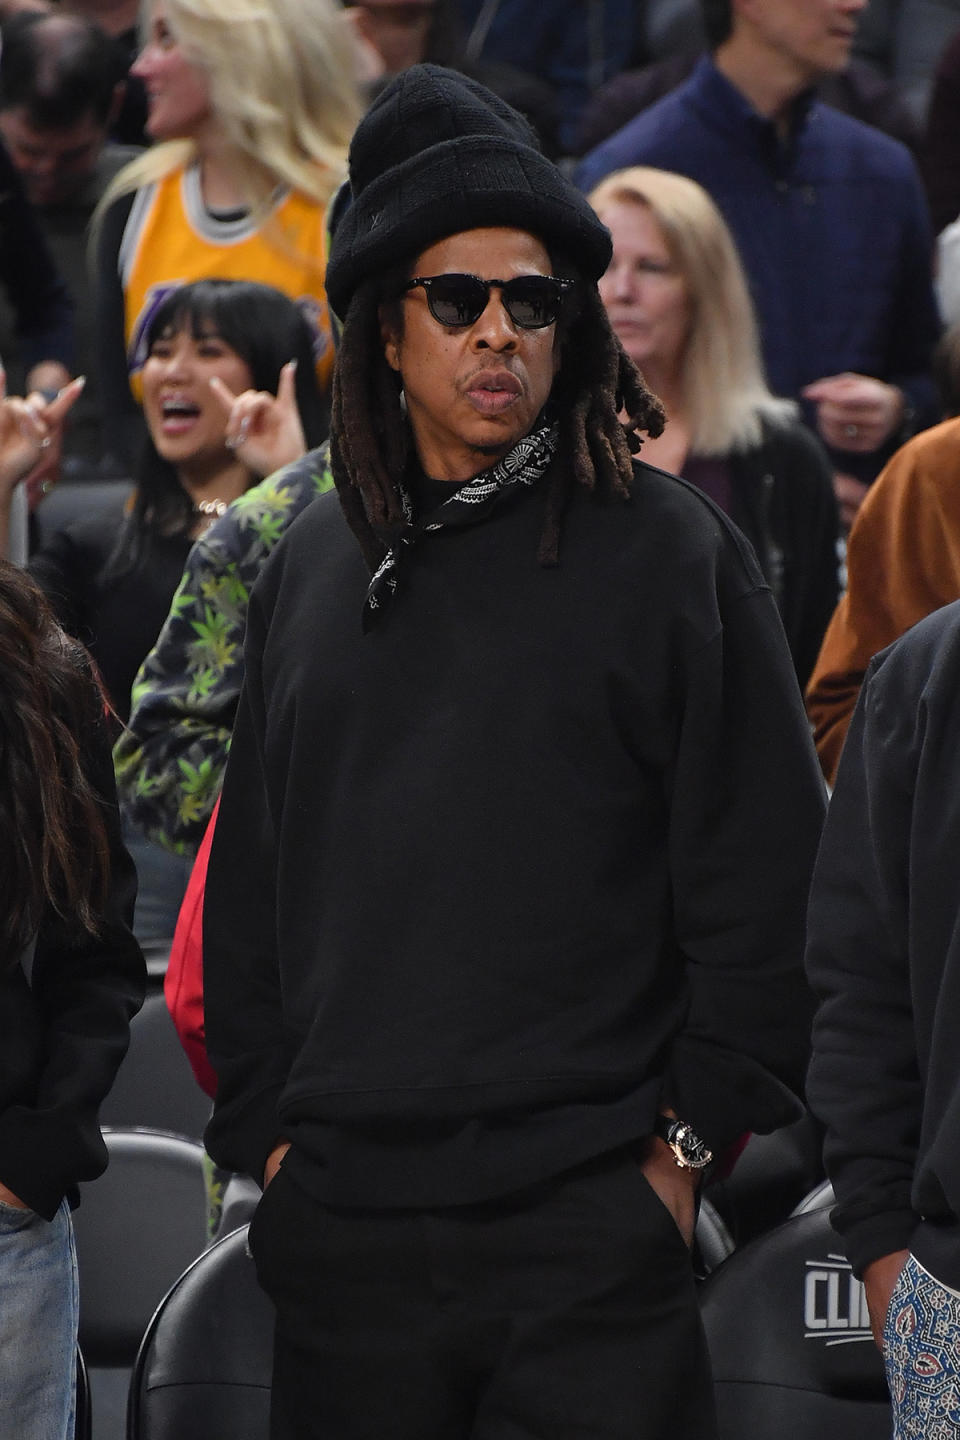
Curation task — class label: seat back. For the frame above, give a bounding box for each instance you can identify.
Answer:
[128,1224,274,1440]
[695,1195,736,1276]
[791,1178,835,1216]
[700,1206,890,1438]
[32,480,132,548]
[706,1112,826,1245]
[75,1347,91,1440]
[73,1128,208,1366]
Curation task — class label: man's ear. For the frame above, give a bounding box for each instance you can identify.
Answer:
[379,305,401,374]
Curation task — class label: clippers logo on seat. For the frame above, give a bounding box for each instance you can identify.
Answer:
[804,1254,872,1345]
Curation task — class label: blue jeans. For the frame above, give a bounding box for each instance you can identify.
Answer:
[0,1197,78,1440]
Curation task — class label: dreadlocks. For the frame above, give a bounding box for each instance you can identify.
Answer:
[329,270,665,571]
[329,273,410,572]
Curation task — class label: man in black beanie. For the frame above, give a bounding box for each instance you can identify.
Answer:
[202,63,826,1440]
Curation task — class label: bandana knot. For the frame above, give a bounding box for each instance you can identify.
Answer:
[363,424,558,632]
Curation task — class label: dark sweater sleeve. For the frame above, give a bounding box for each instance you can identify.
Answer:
[885,158,942,432]
[203,587,299,1182]
[730,420,840,690]
[0,672,145,1218]
[94,190,145,468]
[0,140,73,373]
[113,549,238,859]
[771,422,841,691]
[661,576,827,1152]
[788,435,842,692]
[805,654,922,1275]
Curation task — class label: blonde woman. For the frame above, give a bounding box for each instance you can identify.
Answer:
[95,0,362,466]
[589,165,840,687]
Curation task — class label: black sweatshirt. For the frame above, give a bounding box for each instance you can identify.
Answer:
[28,498,193,724]
[204,458,825,1204]
[807,600,960,1286]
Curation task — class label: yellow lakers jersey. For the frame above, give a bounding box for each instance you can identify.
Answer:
[120,165,334,401]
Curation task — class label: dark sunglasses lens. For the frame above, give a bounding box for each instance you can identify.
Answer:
[503,279,562,328]
[426,276,488,326]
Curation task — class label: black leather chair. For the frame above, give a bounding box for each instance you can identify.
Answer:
[128,1224,274,1440]
[76,1347,92,1440]
[72,1128,208,1440]
[705,1112,827,1246]
[791,1178,835,1216]
[695,1194,736,1276]
[699,1204,891,1439]
[32,479,132,549]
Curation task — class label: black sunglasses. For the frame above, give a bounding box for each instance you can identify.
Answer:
[402,272,574,329]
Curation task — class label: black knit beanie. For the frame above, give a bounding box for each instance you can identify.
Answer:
[325,64,612,321]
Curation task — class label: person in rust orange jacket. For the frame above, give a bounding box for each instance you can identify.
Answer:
[806,413,960,783]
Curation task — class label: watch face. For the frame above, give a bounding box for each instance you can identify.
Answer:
[673,1123,713,1169]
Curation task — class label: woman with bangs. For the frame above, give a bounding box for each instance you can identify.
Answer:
[2,276,325,946]
[589,165,841,688]
[95,0,362,467]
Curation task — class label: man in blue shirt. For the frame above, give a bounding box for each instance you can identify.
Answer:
[457,0,638,154]
[576,0,941,524]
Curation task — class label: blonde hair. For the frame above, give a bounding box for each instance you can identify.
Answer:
[101,0,361,218]
[588,166,795,455]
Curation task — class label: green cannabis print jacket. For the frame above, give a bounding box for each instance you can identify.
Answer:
[113,446,333,857]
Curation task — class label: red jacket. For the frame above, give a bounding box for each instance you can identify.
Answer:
[164,799,219,1098]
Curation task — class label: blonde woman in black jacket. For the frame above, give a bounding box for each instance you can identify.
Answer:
[590,164,841,687]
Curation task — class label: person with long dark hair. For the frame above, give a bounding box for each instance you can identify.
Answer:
[0,503,143,1436]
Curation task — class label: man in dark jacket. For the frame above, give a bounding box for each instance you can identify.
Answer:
[806,600,960,1436]
[575,0,942,523]
[202,63,826,1440]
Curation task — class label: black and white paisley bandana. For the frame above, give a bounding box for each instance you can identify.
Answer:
[363,423,558,632]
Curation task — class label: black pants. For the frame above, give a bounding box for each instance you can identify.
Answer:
[248,1145,718,1440]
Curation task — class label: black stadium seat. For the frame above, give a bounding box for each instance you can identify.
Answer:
[699,1202,891,1439]
[72,1128,208,1440]
[128,1224,274,1440]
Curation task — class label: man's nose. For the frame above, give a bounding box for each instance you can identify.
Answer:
[472,290,519,349]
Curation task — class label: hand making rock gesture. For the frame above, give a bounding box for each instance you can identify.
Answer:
[208,359,307,480]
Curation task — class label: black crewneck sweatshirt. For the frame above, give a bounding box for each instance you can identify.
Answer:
[808,601,960,1287]
[204,458,825,1204]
